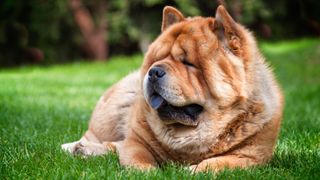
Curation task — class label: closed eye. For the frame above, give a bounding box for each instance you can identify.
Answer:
[182,59,195,67]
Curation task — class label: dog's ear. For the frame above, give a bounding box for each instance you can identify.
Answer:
[162,6,185,32]
[214,5,243,57]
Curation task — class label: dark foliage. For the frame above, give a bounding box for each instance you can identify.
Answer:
[0,0,319,66]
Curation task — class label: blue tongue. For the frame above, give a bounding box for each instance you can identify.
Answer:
[150,94,165,109]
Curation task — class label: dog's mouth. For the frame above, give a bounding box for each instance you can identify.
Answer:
[149,93,203,126]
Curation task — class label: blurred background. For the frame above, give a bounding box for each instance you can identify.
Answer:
[0,0,319,66]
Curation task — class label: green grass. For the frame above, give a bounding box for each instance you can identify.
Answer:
[1,39,320,179]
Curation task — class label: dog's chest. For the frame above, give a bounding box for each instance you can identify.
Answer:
[149,126,219,164]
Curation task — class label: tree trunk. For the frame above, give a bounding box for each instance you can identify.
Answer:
[69,0,108,61]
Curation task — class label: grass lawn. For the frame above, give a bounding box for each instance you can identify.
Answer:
[1,39,320,179]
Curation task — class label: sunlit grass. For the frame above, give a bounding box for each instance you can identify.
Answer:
[1,39,319,179]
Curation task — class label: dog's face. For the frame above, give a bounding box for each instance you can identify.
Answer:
[142,6,250,127]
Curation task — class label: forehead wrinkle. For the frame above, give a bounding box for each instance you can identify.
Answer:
[153,23,187,60]
[164,21,185,37]
[171,39,185,60]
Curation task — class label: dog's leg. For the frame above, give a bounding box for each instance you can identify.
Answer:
[71,140,116,156]
[61,130,116,156]
[116,139,157,170]
[189,127,276,172]
[189,155,258,172]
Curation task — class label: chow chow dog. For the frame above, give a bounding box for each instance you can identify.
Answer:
[62,5,283,172]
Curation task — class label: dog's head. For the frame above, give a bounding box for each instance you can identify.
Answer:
[141,6,255,127]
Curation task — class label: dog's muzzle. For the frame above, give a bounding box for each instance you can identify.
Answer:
[146,66,203,126]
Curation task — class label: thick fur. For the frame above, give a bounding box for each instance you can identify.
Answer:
[62,5,283,172]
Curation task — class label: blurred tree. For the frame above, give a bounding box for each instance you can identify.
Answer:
[69,0,108,61]
[0,0,319,66]
[0,0,80,66]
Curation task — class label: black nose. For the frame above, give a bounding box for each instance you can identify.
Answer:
[148,66,166,82]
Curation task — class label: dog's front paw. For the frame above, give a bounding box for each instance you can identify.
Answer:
[188,164,199,173]
[61,141,80,154]
[189,161,218,173]
[61,141,115,156]
[73,142,108,156]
